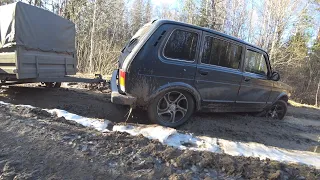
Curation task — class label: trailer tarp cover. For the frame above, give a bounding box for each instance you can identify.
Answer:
[0,2,75,53]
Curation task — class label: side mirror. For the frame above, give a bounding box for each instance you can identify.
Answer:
[271,71,280,81]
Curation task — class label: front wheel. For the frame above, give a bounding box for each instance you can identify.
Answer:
[266,100,287,120]
[148,90,195,128]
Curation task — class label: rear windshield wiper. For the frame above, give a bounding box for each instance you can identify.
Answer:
[128,38,138,47]
[121,37,140,53]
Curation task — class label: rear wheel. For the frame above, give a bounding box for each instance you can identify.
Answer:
[266,100,287,120]
[148,90,195,128]
[44,82,61,88]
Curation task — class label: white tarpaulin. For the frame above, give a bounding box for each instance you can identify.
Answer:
[0,2,75,53]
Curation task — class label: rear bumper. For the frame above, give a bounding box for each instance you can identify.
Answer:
[110,70,136,105]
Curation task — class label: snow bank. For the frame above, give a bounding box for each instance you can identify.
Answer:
[0,101,35,108]
[113,125,320,168]
[0,101,34,109]
[0,101,111,132]
[218,139,319,168]
[1,100,319,168]
[113,125,176,143]
[47,109,111,132]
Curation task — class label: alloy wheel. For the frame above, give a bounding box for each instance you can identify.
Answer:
[157,91,188,123]
[267,103,285,119]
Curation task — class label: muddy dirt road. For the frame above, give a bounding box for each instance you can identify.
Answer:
[0,84,319,153]
[0,85,319,179]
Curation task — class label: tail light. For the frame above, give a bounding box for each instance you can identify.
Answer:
[119,69,126,92]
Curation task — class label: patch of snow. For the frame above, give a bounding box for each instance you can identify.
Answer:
[0,101,9,105]
[47,109,111,132]
[113,124,320,168]
[113,125,221,152]
[19,104,35,109]
[165,132,201,149]
[0,101,111,132]
[0,101,35,108]
[218,139,320,168]
[113,125,176,143]
[195,136,221,153]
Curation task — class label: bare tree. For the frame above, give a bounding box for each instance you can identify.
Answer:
[88,0,97,73]
[0,0,15,5]
[224,0,247,37]
[144,0,152,23]
[182,0,198,24]
[131,0,144,34]
[3,0,320,105]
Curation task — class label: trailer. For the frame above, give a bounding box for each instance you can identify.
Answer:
[0,2,104,87]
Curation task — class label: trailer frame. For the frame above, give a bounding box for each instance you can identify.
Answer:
[0,74,106,87]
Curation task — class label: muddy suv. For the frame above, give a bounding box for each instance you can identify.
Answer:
[110,20,291,127]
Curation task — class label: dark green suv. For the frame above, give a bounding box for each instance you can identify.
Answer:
[110,20,292,127]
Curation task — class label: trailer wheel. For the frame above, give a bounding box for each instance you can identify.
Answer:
[45,82,61,88]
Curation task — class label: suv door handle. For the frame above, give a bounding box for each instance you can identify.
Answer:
[198,70,208,76]
[244,77,251,82]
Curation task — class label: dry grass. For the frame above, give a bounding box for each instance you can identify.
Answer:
[288,100,320,110]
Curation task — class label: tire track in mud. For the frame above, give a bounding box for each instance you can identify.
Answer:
[0,103,319,179]
[1,85,319,152]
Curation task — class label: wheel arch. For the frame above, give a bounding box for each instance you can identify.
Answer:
[148,82,202,111]
[275,93,289,104]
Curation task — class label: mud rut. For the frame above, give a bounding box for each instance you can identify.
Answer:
[0,84,319,179]
[1,84,319,152]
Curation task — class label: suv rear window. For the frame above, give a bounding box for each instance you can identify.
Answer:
[122,23,152,53]
[201,36,242,69]
[244,50,268,76]
[164,29,198,61]
[119,23,153,68]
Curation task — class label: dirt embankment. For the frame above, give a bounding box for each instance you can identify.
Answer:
[0,103,319,180]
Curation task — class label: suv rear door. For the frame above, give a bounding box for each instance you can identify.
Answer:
[236,47,272,110]
[126,24,202,98]
[195,32,244,110]
[155,25,202,80]
[118,23,153,69]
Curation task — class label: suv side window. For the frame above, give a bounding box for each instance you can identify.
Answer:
[201,36,242,69]
[164,29,198,61]
[245,50,268,76]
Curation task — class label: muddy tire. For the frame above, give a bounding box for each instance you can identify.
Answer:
[53,82,62,88]
[45,82,61,88]
[265,100,287,120]
[148,90,195,128]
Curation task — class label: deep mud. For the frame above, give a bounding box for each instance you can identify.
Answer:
[0,84,319,153]
[0,103,319,179]
[179,111,320,152]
